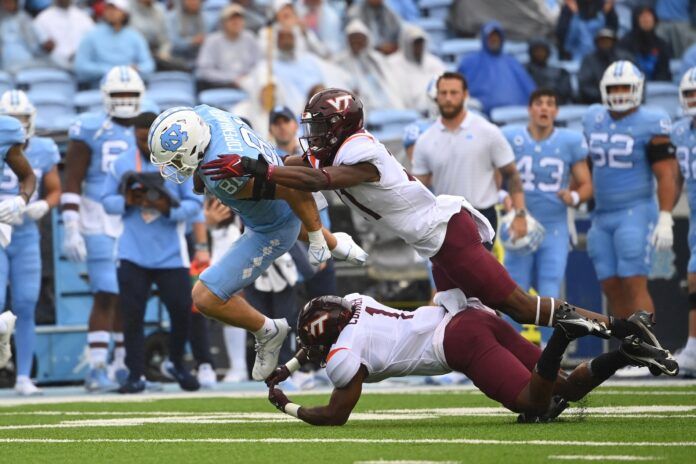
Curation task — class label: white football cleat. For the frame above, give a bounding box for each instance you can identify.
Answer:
[252,319,290,381]
[0,312,17,369]
[197,363,218,389]
[14,377,42,396]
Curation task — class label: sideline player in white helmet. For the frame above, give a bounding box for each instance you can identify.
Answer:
[61,65,147,392]
[148,105,367,381]
[0,90,61,395]
[672,67,696,376]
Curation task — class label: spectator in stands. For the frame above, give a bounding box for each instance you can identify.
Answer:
[259,0,328,59]
[347,0,402,55]
[335,20,404,111]
[101,112,201,393]
[557,0,619,61]
[74,0,154,85]
[33,0,94,70]
[389,23,446,114]
[655,0,696,58]
[129,0,177,70]
[457,21,536,114]
[526,37,574,104]
[167,0,206,64]
[296,0,343,55]
[618,5,672,81]
[681,42,696,78]
[386,0,419,21]
[195,4,261,91]
[233,0,267,33]
[449,0,556,41]
[577,27,632,103]
[0,0,48,72]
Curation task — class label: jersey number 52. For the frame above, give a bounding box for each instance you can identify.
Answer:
[589,133,634,169]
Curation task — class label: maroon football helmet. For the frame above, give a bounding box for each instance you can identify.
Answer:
[296,295,355,365]
[300,88,364,164]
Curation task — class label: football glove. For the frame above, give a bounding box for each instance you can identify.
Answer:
[268,387,290,412]
[500,211,545,255]
[200,154,267,181]
[307,230,331,266]
[0,195,26,225]
[24,200,50,221]
[265,365,291,388]
[330,232,368,266]
[62,212,86,262]
[651,211,673,251]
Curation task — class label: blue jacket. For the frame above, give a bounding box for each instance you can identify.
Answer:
[74,23,154,83]
[101,148,202,269]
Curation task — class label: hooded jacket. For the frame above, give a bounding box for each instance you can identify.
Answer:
[556,0,618,60]
[525,38,573,104]
[618,6,672,81]
[456,22,536,113]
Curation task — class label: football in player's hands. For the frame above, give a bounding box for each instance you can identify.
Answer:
[269,387,290,412]
[265,365,291,388]
[330,232,368,266]
[200,154,246,180]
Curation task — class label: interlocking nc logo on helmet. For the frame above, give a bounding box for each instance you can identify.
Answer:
[326,95,352,112]
[160,123,189,152]
[309,314,329,338]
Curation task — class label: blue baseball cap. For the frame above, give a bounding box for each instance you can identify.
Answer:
[269,105,295,125]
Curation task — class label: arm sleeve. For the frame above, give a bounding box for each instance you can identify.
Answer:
[490,126,515,168]
[410,138,431,176]
[325,348,362,388]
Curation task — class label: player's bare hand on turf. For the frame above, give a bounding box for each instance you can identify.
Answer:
[200,154,247,180]
[265,365,291,388]
[269,387,290,411]
[510,216,527,241]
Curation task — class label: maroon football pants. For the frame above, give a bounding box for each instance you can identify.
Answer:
[443,307,542,410]
[430,209,517,306]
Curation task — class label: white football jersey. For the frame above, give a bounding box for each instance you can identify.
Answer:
[313,131,494,257]
[325,293,451,388]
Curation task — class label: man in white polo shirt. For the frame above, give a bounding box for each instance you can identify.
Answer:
[412,71,528,249]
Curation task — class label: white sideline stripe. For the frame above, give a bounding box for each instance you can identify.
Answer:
[548,456,663,461]
[0,438,693,447]
[355,461,460,464]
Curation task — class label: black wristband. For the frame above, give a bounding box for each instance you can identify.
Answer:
[242,156,269,178]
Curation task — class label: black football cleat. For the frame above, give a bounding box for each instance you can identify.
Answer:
[620,335,679,377]
[627,311,666,376]
[516,396,570,424]
[555,303,611,340]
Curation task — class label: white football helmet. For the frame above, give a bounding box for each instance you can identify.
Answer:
[499,211,546,255]
[148,107,211,184]
[0,90,36,139]
[101,66,145,118]
[600,60,644,112]
[680,66,696,117]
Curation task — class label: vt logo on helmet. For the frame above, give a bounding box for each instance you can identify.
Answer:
[300,88,364,165]
[296,296,355,366]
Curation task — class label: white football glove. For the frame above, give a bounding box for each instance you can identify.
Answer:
[0,196,26,225]
[330,232,368,266]
[651,211,673,251]
[24,200,50,221]
[307,230,331,266]
[62,211,87,262]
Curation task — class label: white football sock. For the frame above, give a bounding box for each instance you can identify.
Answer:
[253,317,277,341]
[87,331,110,368]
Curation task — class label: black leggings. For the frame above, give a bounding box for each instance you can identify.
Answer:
[118,260,192,381]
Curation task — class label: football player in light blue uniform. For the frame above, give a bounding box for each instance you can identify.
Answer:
[673,67,696,375]
[0,91,61,396]
[584,60,679,321]
[61,66,145,392]
[503,88,593,298]
[148,105,367,381]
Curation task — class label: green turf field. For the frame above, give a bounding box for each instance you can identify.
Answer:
[0,383,695,463]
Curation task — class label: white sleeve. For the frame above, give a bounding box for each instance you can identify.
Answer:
[490,126,515,168]
[325,347,362,388]
[334,137,385,178]
[410,138,430,176]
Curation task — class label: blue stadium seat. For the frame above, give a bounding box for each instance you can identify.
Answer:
[438,38,480,64]
[503,41,529,64]
[645,82,680,118]
[557,104,589,131]
[148,89,196,110]
[419,0,452,20]
[366,108,421,133]
[15,68,76,98]
[74,89,103,113]
[30,91,76,131]
[412,17,447,48]
[198,88,248,110]
[0,71,12,95]
[490,105,528,126]
[148,71,195,97]
[671,59,683,84]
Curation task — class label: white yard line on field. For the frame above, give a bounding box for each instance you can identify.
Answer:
[548,455,663,461]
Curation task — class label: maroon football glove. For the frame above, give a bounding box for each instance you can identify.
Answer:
[265,365,291,388]
[268,387,290,412]
[200,154,246,180]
